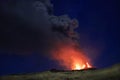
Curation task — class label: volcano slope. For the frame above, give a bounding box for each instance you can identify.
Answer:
[0,64,120,80]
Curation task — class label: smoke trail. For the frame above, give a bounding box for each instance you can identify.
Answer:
[0,0,80,55]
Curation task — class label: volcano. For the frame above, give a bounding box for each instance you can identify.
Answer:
[50,44,92,70]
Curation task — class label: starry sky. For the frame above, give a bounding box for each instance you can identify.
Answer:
[0,0,120,75]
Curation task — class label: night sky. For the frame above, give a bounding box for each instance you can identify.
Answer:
[0,0,120,75]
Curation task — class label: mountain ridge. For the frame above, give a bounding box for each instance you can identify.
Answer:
[0,64,120,80]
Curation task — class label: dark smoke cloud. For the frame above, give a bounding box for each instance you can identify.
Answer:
[0,0,79,55]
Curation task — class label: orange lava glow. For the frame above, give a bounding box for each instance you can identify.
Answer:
[73,62,92,70]
[51,45,92,70]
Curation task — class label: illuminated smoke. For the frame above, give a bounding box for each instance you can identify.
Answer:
[0,0,92,69]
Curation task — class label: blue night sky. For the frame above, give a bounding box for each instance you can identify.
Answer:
[0,0,120,75]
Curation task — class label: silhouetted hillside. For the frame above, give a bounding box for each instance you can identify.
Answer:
[0,64,120,80]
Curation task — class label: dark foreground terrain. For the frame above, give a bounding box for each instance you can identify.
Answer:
[0,64,120,80]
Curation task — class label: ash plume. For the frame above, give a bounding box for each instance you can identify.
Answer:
[0,0,79,55]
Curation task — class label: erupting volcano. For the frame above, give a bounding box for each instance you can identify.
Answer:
[51,44,92,70]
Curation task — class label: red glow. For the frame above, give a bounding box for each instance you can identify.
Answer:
[51,44,92,70]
